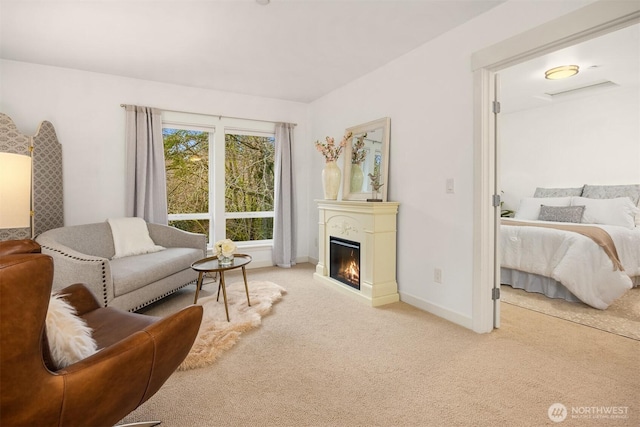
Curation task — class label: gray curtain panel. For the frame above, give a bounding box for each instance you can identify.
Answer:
[273,123,296,268]
[124,105,168,225]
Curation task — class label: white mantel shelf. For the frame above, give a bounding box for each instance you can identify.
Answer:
[313,199,399,306]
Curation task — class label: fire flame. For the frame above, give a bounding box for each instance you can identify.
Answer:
[342,259,359,283]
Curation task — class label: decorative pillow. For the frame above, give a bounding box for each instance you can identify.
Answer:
[533,187,584,198]
[46,294,98,369]
[571,196,639,229]
[538,205,585,223]
[582,184,640,205]
[514,197,572,220]
[108,217,165,259]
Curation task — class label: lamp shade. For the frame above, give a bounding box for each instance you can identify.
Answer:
[0,152,32,229]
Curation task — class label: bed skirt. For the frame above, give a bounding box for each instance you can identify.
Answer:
[500,268,582,302]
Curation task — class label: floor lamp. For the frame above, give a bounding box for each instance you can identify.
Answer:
[0,152,33,239]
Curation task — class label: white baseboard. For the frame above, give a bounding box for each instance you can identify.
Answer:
[399,291,473,330]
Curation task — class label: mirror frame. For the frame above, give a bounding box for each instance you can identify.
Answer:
[342,117,391,201]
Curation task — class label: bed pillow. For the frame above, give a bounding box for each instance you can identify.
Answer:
[571,196,639,229]
[538,205,585,223]
[581,184,640,205]
[533,187,584,198]
[108,217,165,259]
[46,293,98,370]
[514,197,572,220]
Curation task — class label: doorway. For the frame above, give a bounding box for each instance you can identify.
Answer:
[470,2,640,333]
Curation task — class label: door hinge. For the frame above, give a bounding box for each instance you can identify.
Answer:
[492,287,500,300]
[492,194,501,207]
[492,101,501,114]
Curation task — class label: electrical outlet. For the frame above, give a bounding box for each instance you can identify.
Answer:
[434,268,442,283]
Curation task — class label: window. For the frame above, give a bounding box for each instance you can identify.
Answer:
[225,132,275,242]
[162,113,275,247]
[163,127,211,238]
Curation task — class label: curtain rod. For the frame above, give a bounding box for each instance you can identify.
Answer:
[120,104,297,127]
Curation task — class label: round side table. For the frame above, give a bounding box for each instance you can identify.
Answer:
[190,254,252,321]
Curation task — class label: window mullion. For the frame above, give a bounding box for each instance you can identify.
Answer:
[212,128,226,243]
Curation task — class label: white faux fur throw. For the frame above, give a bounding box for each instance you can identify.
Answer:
[179,280,286,371]
[108,217,164,259]
[46,294,98,369]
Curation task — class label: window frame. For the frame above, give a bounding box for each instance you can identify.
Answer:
[162,113,276,249]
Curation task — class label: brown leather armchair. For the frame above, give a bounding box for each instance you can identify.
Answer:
[0,240,203,427]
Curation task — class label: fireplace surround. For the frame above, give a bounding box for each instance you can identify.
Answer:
[314,200,399,306]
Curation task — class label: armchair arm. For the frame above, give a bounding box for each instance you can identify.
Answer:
[148,223,207,255]
[140,304,203,399]
[56,305,202,426]
[56,330,157,427]
[36,235,114,307]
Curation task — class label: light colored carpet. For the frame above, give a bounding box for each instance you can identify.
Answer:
[501,284,640,341]
[120,263,639,427]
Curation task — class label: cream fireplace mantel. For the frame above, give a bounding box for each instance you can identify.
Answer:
[313,200,399,306]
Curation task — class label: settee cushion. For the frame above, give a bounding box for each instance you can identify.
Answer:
[111,247,202,297]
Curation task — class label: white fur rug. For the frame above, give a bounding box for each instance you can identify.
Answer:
[179,280,286,371]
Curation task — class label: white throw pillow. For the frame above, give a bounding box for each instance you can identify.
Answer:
[46,294,98,369]
[108,217,165,259]
[514,197,572,220]
[571,196,639,229]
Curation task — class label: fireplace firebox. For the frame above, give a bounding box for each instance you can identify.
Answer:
[329,237,360,290]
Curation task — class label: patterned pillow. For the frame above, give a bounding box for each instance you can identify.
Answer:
[538,205,585,223]
[533,187,584,198]
[582,184,640,205]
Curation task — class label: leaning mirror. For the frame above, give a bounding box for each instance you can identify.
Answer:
[342,117,390,201]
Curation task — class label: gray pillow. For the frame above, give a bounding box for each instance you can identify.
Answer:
[538,205,585,223]
[533,187,584,198]
[582,184,640,205]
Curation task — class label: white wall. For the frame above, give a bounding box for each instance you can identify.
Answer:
[0,60,310,262]
[308,0,593,326]
[500,87,640,211]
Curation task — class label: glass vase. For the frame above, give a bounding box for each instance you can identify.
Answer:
[218,254,233,266]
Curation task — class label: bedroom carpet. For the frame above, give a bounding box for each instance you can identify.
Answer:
[119,263,638,427]
[501,284,640,341]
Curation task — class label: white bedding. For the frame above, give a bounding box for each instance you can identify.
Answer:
[500,219,640,309]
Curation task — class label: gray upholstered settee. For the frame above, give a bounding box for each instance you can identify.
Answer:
[35,222,206,312]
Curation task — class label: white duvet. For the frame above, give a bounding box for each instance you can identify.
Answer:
[500,219,640,309]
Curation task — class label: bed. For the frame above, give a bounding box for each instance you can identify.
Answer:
[500,184,640,309]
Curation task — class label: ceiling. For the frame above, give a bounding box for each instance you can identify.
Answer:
[499,23,640,113]
[0,0,504,103]
[2,1,636,107]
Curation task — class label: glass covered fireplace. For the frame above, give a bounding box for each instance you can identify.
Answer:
[329,236,360,290]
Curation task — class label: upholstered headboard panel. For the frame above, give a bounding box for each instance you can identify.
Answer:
[0,113,63,241]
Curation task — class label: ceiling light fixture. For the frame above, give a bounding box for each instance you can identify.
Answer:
[544,65,579,80]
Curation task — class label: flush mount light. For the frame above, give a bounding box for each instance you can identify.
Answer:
[545,65,579,80]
